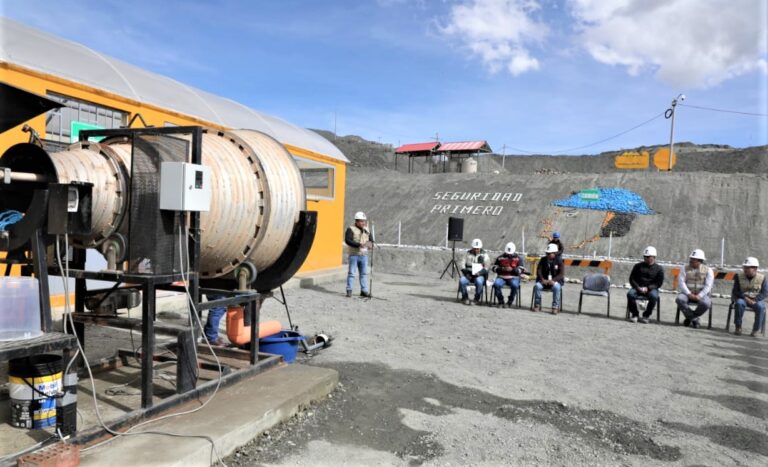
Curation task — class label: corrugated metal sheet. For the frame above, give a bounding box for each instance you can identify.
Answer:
[0,18,348,163]
[437,141,491,152]
[394,142,440,154]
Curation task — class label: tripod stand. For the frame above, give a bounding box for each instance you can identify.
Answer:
[440,240,462,279]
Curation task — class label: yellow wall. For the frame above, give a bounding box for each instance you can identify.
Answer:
[0,63,345,275]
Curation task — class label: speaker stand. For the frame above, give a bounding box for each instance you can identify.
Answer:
[440,240,461,280]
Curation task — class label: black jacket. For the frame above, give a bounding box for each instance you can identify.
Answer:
[537,256,564,284]
[629,262,664,290]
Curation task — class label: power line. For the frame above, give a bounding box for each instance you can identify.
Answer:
[678,103,768,117]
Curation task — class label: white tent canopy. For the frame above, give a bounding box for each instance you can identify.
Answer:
[0,17,347,162]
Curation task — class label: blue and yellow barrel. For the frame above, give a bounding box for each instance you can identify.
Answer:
[8,355,62,429]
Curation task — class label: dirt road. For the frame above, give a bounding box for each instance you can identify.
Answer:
[225,271,767,466]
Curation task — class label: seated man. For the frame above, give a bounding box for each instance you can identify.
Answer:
[627,246,664,324]
[534,243,564,314]
[676,249,714,328]
[732,256,766,337]
[459,238,490,305]
[492,242,526,308]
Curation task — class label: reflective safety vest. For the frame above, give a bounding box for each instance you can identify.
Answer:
[685,264,710,294]
[738,272,765,299]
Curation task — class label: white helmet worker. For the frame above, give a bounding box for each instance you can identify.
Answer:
[689,249,706,261]
[545,243,559,254]
[643,246,657,257]
[743,257,760,267]
[504,242,516,254]
[471,238,483,249]
[354,211,367,221]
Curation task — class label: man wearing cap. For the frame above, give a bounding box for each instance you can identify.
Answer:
[345,211,374,297]
[533,243,565,313]
[676,249,714,328]
[549,232,564,257]
[627,246,664,323]
[492,242,526,308]
[732,257,766,337]
[459,239,490,305]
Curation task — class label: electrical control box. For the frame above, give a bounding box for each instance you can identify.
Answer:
[159,161,212,211]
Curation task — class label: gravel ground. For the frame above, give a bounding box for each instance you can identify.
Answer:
[223,270,767,466]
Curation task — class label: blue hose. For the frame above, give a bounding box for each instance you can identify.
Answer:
[0,210,23,231]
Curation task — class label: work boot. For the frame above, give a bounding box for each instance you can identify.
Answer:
[683,318,691,327]
[532,305,541,312]
[639,317,650,324]
[360,291,370,298]
[462,298,471,305]
[691,319,701,329]
[734,327,742,336]
[629,316,638,323]
[346,290,352,298]
[750,330,760,338]
[551,307,559,315]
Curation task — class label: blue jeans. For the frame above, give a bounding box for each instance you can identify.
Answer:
[534,282,561,308]
[493,277,520,304]
[347,255,369,293]
[627,288,659,318]
[204,294,226,343]
[734,298,766,332]
[459,275,485,300]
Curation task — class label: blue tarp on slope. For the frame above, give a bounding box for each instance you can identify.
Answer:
[553,188,654,215]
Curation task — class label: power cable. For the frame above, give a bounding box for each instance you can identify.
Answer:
[678,103,768,117]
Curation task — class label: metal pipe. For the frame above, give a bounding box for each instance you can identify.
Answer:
[5,171,53,183]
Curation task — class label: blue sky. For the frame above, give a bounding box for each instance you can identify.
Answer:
[2,0,767,154]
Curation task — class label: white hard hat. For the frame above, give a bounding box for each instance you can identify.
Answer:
[471,238,483,249]
[743,257,760,267]
[643,246,657,257]
[689,249,706,261]
[504,242,516,254]
[354,211,367,221]
[545,243,559,254]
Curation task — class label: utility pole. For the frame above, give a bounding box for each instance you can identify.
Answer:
[501,144,507,170]
[667,94,685,172]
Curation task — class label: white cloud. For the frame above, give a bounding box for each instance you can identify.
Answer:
[569,0,768,89]
[440,0,548,76]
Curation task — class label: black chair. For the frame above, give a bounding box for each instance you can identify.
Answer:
[490,278,523,308]
[625,290,661,322]
[578,273,611,316]
[725,299,766,335]
[530,282,563,312]
[674,298,713,329]
[456,277,490,304]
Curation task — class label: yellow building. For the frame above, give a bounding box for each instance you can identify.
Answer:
[0,18,347,278]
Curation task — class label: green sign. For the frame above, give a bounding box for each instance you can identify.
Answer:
[70,121,105,143]
[579,188,600,201]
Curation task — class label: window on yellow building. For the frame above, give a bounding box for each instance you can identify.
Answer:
[292,155,335,201]
[44,92,128,148]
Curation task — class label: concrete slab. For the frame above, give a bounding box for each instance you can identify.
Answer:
[78,364,338,467]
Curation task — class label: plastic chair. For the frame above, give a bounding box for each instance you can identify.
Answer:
[577,273,611,316]
[490,279,522,308]
[530,282,562,312]
[725,299,766,336]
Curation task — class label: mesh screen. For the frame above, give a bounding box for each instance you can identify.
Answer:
[127,133,189,274]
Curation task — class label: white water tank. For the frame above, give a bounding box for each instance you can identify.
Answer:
[461,158,478,173]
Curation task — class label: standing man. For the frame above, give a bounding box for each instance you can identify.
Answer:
[534,243,565,314]
[676,249,714,328]
[345,211,374,297]
[627,246,665,324]
[492,242,526,308]
[459,238,490,305]
[732,257,766,337]
[549,231,564,257]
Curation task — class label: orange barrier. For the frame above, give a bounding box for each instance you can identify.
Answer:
[226,306,282,346]
[562,258,613,274]
[670,268,737,285]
